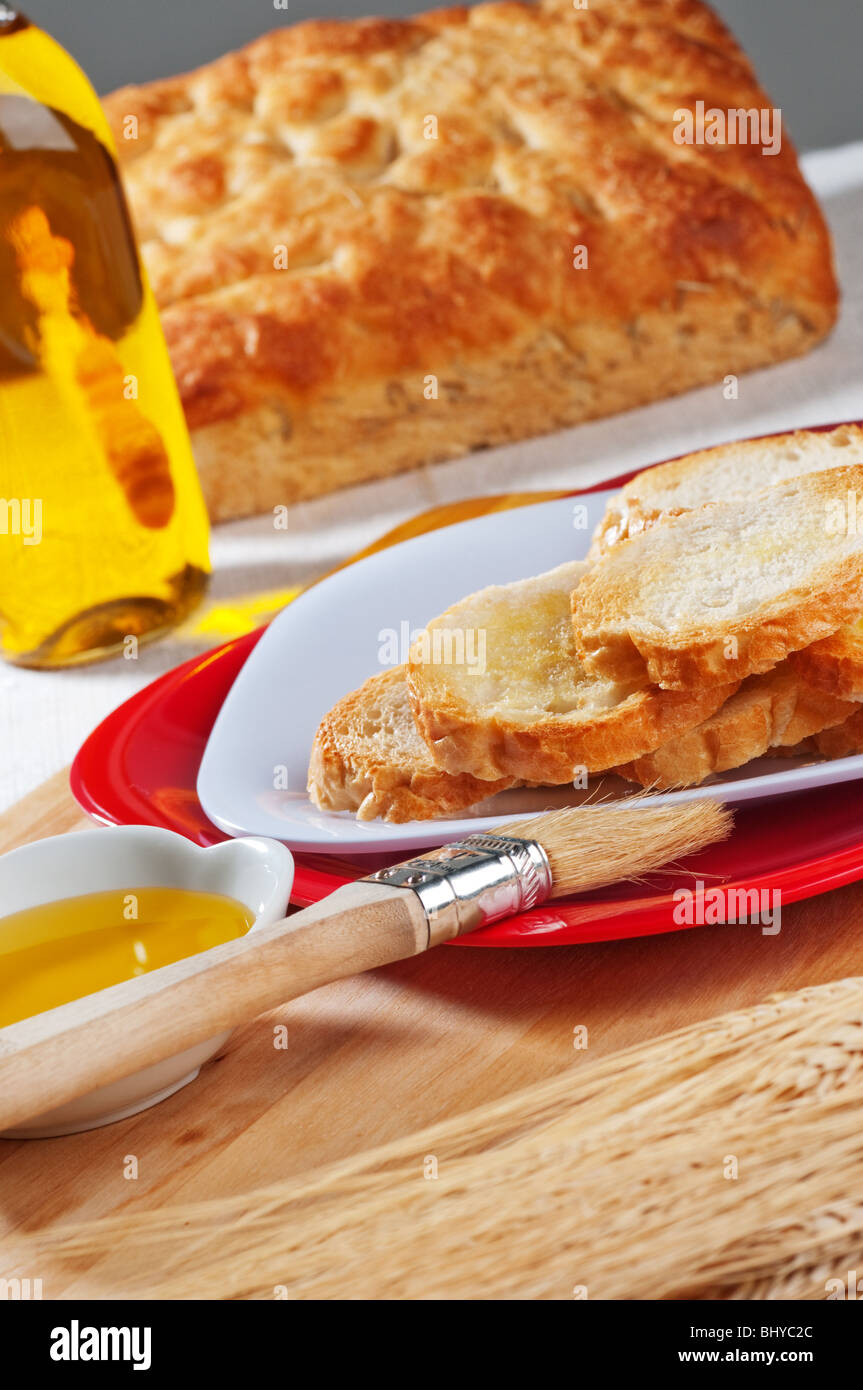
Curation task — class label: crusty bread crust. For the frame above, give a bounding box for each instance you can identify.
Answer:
[104,1,836,520]
[408,561,738,783]
[573,466,863,690]
[808,707,863,759]
[616,665,858,789]
[307,665,514,822]
[777,707,863,760]
[590,425,863,560]
[789,620,863,698]
[412,675,739,784]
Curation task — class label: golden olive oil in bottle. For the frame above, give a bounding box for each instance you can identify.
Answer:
[0,7,210,666]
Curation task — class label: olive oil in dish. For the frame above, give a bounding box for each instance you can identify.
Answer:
[0,888,254,1028]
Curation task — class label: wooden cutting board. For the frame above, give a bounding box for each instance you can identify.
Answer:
[2,768,863,1298]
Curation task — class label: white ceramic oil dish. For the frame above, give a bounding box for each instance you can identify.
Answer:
[197,490,863,854]
[0,826,293,1138]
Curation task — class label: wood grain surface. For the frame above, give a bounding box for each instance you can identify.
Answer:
[1,769,862,1297]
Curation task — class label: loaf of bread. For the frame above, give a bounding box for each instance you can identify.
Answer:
[104,0,837,521]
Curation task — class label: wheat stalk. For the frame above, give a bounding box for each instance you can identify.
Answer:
[15,977,863,1300]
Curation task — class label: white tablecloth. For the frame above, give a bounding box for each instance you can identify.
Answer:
[3,141,862,816]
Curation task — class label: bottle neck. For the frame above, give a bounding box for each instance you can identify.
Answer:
[0,7,29,37]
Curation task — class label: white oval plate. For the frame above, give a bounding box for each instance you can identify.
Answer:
[197,490,863,853]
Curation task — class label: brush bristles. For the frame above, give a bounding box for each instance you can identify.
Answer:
[504,796,733,898]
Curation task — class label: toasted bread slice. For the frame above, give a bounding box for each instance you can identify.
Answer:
[407,561,737,784]
[809,707,863,758]
[779,706,863,761]
[789,617,863,697]
[308,666,515,823]
[573,466,863,691]
[590,425,863,559]
[616,664,858,789]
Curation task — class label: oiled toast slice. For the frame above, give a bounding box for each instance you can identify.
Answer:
[616,664,858,789]
[573,465,863,691]
[308,666,515,823]
[590,424,863,559]
[407,561,737,784]
[592,426,863,697]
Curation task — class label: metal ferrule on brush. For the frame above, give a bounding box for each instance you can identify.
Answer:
[362,834,553,947]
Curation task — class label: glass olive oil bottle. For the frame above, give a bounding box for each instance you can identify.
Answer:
[0,7,210,666]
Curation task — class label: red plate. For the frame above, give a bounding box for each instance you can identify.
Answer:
[71,432,863,946]
[69,627,863,945]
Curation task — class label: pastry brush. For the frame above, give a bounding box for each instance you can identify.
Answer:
[0,799,731,1134]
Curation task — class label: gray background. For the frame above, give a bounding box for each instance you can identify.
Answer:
[15,0,863,153]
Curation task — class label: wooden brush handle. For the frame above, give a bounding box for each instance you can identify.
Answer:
[0,882,429,1136]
